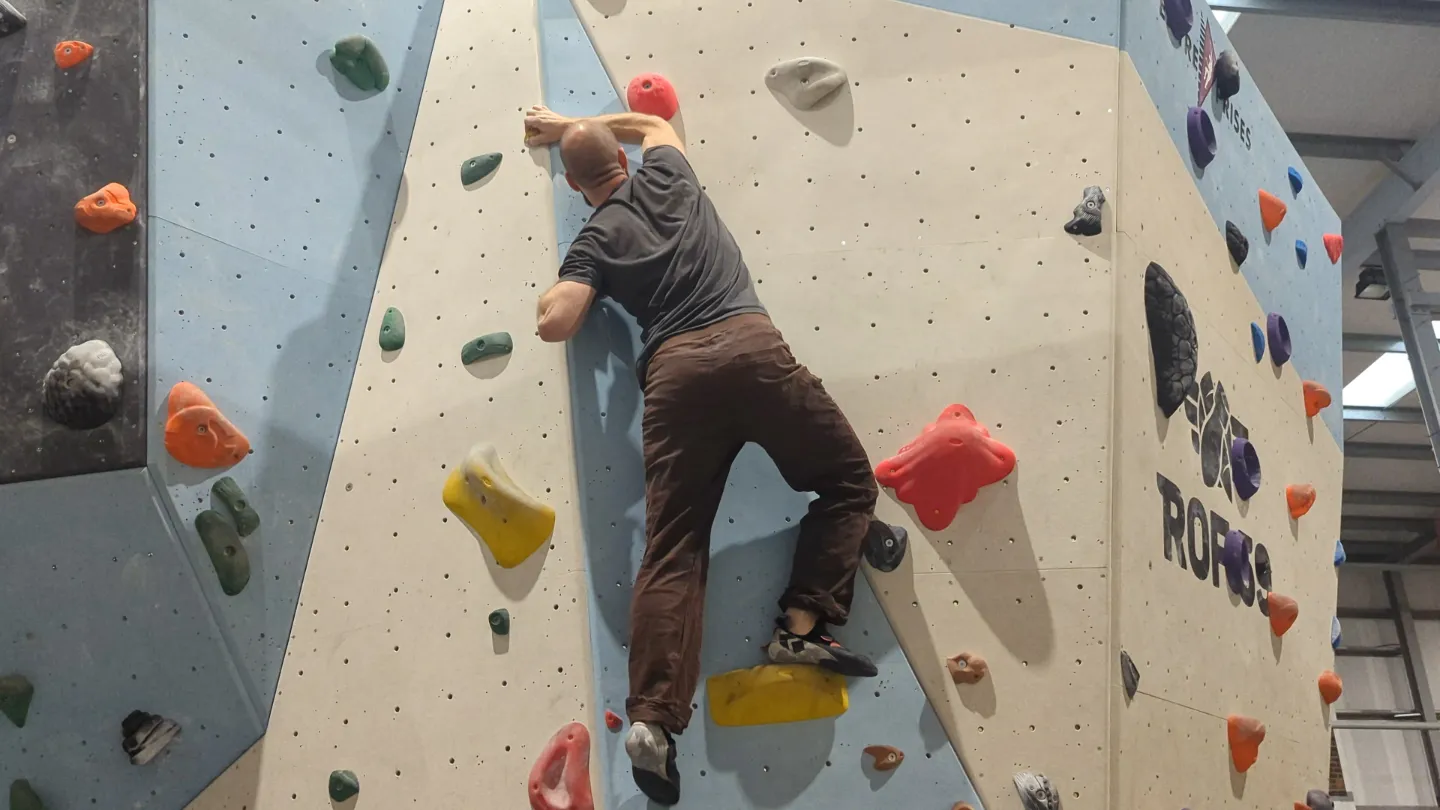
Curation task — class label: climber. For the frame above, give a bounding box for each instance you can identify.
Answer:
[525,104,880,805]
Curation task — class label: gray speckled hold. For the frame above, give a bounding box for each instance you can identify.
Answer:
[1306,789,1334,810]
[0,0,25,37]
[1063,186,1105,236]
[765,57,847,111]
[1225,221,1249,266]
[1215,50,1242,100]
[1013,771,1062,810]
[1143,262,1197,418]
[42,339,124,430]
[121,710,181,765]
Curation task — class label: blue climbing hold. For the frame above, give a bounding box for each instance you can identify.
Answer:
[1334,540,1347,566]
[1296,240,1308,268]
[1250,322,1265,363]
[1331,616,1342,649]
[1288,166,1303,195]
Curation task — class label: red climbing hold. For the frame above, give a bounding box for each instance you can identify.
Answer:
[1303,381,1331,418]
[1259,189,1288,232]
[1268,592,1299,637]
[1324,233,1344,264]
[1286,484,1316,519]
[1227,714,1266,773]
[1318,670,1343,705]
[604,710,622,732]
[874,405,1015,531]
[54,40,94,69]
[626,73,679,120]
[528,722,594,810]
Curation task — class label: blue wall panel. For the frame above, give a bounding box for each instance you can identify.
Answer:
[894,0,1120,46]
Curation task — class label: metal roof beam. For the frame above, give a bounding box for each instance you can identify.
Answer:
[1342,516,1436,534]
[1345,333,1407,352]
[1346,490,1440,509]
[1344,406,1426,423]
[1346,442,1435,461]
[1289,132,1414,162]
[1211,0,1440,26]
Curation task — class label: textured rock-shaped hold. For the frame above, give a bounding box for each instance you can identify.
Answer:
[863,745,904,772]
[1306,789,1335,810]
[74,182,137,234]
[1120,651,1140,700]
[765,57,847,111]
[1318,670,1343,705]
[165,382,250,468]
[862,520,907,573]
[1332,616,1343,649]
[1268,313,1292,366]
[874,405,1015,531]
[1324,233,1344,264]
[378,306,406,351]
[946,651,988,685]
[1231,437,1261,500]
[1187,107,1217,169]
[1215,49,1242,99]
[9,780,45,810]
[121,710,180,765]
[1296,239,1309,268]
[1226,221,1250,266]
[1013,771,1062,810]
[329,770,360,802]
[1288,166,1304,195]
[1163,0,1193,39]
[444,443,555,568]
[1286,484,1316,519]
[626,73,679,120]
[195,510,251,596]
[54,40,94,69]
[1227,714,1266,772]
[1268,592,1299,637]
[461,153,503,186]
[1303,381,1332,417]
[1143,262,1198,418]
[1334,540,1347,566]
[0,0,26,37]
[212,477,260,537]
[0,675,34,728]
[42,339,124,430]
[489,608,510,635]
[707,665,848,727]
[604,710,622,732]
[461,332,514,365]
[1250,323,1266,363]
[528,722,593,810]
[1260,189,1288,232]
[330,35,388,92]
[1063,186,1105,236]
[1221,529,1253,595]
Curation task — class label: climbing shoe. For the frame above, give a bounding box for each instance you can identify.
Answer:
[626,721,679,805]
[766,618,878,678]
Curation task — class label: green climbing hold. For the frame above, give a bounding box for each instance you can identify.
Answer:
[378,307,406,351]
[195,510,251,596]
[0,674,34,728]
[9,780,45,810]
[489,608,510,635]
[329,770,360,802]
[461,332,514,365]
[211,477,260,538]
[461,153,503,186]
[329,35,389,92]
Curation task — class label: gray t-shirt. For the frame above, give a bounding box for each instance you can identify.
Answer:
[558,145,767,383]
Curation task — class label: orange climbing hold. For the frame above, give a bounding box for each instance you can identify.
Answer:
[1318,670,1343,705]
[1324,233,1344,264]
[874,405,1016,531]
[1259,189,1288,232]
[1268,592,1299,637]
[1227,714,1266,773]
[528,722,593,810]
[863,745,904,772]
[54,40,93,68]
[74,182,137,234]
[946,651,989,685]
[164,382,250,468]
[1303,381,1332,418]
[1286,484,1316,519]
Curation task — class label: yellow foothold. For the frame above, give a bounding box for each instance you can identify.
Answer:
[443,442,555,568]
[707,664,849,727]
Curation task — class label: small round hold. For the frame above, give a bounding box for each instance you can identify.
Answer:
[862,521,907,573]
[946,651,988,685]
[604,709,623,732]
[489,608,510,635]
[626,73,679,120]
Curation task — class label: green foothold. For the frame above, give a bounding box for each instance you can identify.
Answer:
[0,674,34,728]
[329,35,389,92]
[378,306,406,351]
[211,477,260,538]
[461,152,503,186]
[461,332,514,365]
[329,770,360,802]
[10,780,46,810]
[489,609,510,635]
[195,510,251,596]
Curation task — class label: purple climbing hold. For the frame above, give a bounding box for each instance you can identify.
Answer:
[1267,313,1292,367]
[1215,50,1241,100]
[1296,240,1308,268]
[1221,530,1253,595]
[1164,0,1194,40]
[1186,107,1217,169]
[1231,437,1261,500]
[1288,167,1304,195]
[1250,323,1265,363]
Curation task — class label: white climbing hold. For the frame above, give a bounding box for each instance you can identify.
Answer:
[42,339,124,429]
[765,57,847,111]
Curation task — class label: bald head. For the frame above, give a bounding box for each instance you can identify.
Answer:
[561,122,628,204]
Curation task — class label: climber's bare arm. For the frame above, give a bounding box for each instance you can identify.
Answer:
[524,105,685,155]
[536,280,596,343]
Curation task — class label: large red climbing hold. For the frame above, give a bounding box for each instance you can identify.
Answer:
[1318,670,1343,705]
[627,73,679,121]
[1268,592,1299,637]
[1286,484,1316,519]
[1303,381,1331,417]
[1259,189,1288,232]
[528,722,593,810]
[54,40,94,69]
[874,405,1016,531]
[1324,233,1344,264]
[1227,714,1266,772]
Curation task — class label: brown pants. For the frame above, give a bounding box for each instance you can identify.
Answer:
[625,314,879,733]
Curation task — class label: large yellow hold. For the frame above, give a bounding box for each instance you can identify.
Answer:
[707,665,849,727]
[443,442,555,568]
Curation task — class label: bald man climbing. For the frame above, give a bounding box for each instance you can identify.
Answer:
[525,105,879,805]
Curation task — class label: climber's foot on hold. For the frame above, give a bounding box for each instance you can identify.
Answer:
[626,722,679,806]
[767,617,878,678]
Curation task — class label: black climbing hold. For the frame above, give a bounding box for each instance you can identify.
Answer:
[42,339,124,430]
[1120,651,1139,700]
[379,307,406,351]
[1187,107,1217,169]
[0,674,34,728]
[1013,771,1062,810]
[1306,790,1334,810]
[461,153,503,186]
[461,332,514,365]
[329,770,360,801]
[1230,437,1261,501]
[121,710,181,765]
[489,608,510,635]
[1267,313,1292,366]
[1215,50,1241,100]
[330,35,389,92]
[1221,529,1253,595]
[1063,186,1105,237]
[195,510,251,596]
[1143,262,1197,418]
[0,0,26,37]
[1163,0,1193,40]
[212,477,260,537]
[862,520,908,573]
[9,780,45,810]
[1225,221,1249,266]
[1255,544,1272,586]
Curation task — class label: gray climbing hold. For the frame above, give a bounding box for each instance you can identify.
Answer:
[1013,771,1062,810]
[862,520,907,573]
[330,35,388,92]
[461,332,513,365]
[121,710,180,765]
[195,510,251,596]
[1306,789,1334,810]
[0,674,34,728]
[765,57,847,111]
[212,477,260,537]
[329,770,360,802]
[1120,651,1139,700]
[1143,262,1197,418]
[489,608,510,635]
[1063,186,1105,237]
[0,0,25,37]
[1215,50,1241,100]
[379,306,406,351]
[461,153,503,186]
[9,780,45,810]
[42,339,124,430]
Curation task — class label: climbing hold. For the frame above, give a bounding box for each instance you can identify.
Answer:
[461,152,503,186]
[460,332,514,365]
[54,40,94,69]
[1227,715,1266,772]
[1215,50,1241,100]
[1305,790,1335,810]
[9,780,45,810]
[1120,651,1139,700]
[164,382,250,468]
[121,710,180,765]
[1013,771,1062,810]
[443,442,555,568]
[765,57,848,111]
[707,664,848,726]
[1163,0,1193,39]
[489,608,510,635]
[626,73,679,120]
[1186,107,1217,169]
[862,520,907,573]
[1230,437,1261,500]
[74,182,137,234]
[1334,540,1347,566]
[953,804,976,810]
[1254,544,1271,584]
[1288,167,1304,195]
[1063,186,1105,237]
[1225,221,1249,266]
[1296,239,1308,268]
[1268,592,1299,637]
[1259,189,1288,232]
[195,510,250,596]
[863,745,904,772]
[42,339,124,430]
[604,710,622,732]
[378,307,406,351]
[1332,616,1342,649]
[1324,233,1344,264]
[0,0,26,37]
[946,651,988,685]
[1286,484,1316,519]
[1251,323,1265,363]
[1303,381,1331,417]
[211,477,260,537]
[330,35,388,92]
[1268,313,1292,366]
[1221,530,1253,595]
[874,405,1015,531]
[1317,670,1343,705]
[328,770,360,802]
[0,675,34,728]
[1143,262,1198,418]
[528,722,594,810]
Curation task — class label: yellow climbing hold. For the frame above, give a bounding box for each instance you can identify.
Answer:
[707,664,849,727]
[443,442,555,568]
